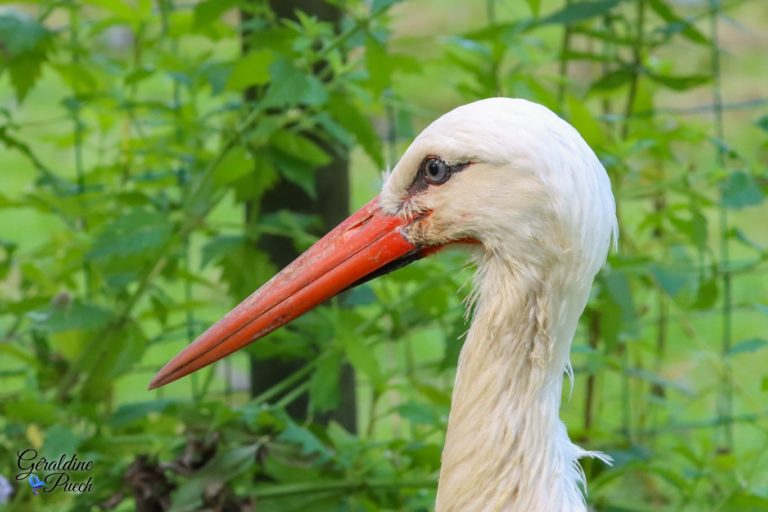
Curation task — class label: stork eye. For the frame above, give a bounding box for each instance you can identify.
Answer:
[424,158,450,184]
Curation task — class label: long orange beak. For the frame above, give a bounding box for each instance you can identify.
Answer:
[149,196,430,389]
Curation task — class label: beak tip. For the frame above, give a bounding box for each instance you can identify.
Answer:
[148,372,169,390]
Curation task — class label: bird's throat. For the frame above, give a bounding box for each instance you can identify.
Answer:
[435,258,596,511]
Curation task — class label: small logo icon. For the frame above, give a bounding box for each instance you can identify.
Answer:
[28,474,45,495]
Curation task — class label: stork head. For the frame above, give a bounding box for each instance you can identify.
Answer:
[380,98,616,278]
[150,98,616,389]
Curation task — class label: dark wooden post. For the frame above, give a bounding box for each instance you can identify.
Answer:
[240,0,356,431]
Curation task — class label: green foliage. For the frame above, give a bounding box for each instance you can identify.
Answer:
[0,0,766,511]
[0,12,53,101]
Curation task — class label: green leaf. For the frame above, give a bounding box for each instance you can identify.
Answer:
[216,242,277,299]
[201,61,232,95]
[396,402,440,426]
[650,264,687,297]
[300,74,329,106]
[562,50,615,63]
[124,65,155,86]
[8,51,46,101]
[212,145,253,187]
[110,400,176,427]
[51,62,99,95]
[720,171,764,209]
[271,131,331,168]
[648,0,709,45]
[325,421,357,453]
[669,210,707,251]
[233,149,280,204]
[89,0,148,25]
[590,68,633,92]
[692,276,718,310]
[327,94,383,168]
[261,59,311,109]
[309,353,342,414]
[0,12,50,55]
[567,94,604,146]
[415,382,452,406]
[727,338,768,357]
[0,192,19,209]
[0,343,36,366]
[729,227,764,254]
[625,368,693,395]
[80,323,148,395]
[0,12,52,101]
[600,269,637,349]
[366,36,391,96]
[201,235,244,268]
[87,209,173,261]
[193,0,237,31]
[0,125,48,171]
[344,338,382,389]
[720,492,768,512]
[226,50,274,91]
[43,425,79,458]
[372,0,403,14]
[757,115,768,132]
[540,0,622,25]
[4,396,58,425]
[604,271,635,319]
[647,72,710,91]
[278,422,330,461]
[270,131,331,198]
[313,112,353,149]
[396,107,415,140]
[645,464,695,494]
[171,445,258,511]
[31,300,113,333]
[525,0,541,16]
[272,158,316,198]
[259,211,320,246]
[0,238,16,280]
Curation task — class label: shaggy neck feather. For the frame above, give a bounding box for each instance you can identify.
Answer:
[435,255,597,512]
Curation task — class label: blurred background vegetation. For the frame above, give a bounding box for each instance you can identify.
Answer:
[0,0,766,510]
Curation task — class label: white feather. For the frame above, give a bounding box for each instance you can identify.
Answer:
[380,98,617,511]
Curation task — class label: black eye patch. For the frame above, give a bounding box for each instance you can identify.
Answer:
[406,156,471,195]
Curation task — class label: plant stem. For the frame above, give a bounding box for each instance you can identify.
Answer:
[252,359,319,405]
[276,381,310,409]
[487,0,503,95]
[621,345,632,442]
[600,15,614,135]
[617,0,646,446]
[583,310,600,440]
[621,0,645,140]
[709,0,733,452]
[69,4,91,299]
[485,0,496,24]
[385,91,398,171]
[366,389,380,438]
[557,0,572,110]
[646,161,668,443]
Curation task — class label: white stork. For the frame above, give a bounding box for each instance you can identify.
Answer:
[151,98,617,511]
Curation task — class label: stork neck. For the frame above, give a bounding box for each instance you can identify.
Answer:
[436,257,594,512]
